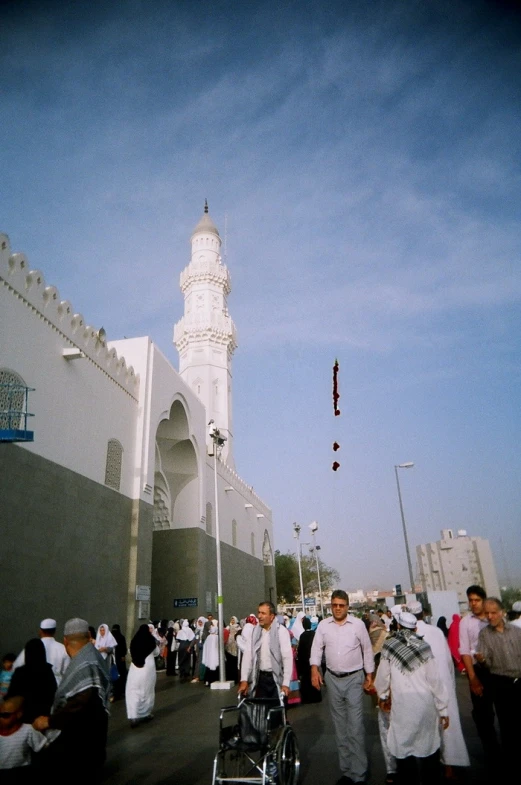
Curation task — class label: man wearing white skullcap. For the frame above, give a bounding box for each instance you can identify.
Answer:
[510,600,521,629]
[12,617,70,685]
[407,600,470,776]
[375,610,449,784]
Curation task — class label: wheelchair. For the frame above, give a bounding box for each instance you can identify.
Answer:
[211,695,300,785]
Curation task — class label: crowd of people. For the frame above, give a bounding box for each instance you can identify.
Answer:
[1,586,520,784]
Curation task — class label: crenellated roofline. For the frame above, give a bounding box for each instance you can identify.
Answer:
[0,233,139,400]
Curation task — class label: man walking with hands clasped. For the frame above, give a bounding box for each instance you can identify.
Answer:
[310,589,375,785]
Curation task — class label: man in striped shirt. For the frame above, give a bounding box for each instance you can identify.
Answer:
[477,596,521,767]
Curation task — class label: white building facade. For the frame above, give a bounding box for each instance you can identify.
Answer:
[0,206,275,653]
[417,529,500,612]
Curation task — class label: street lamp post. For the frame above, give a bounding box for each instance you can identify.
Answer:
[208,421,232,689]
[293,523,306,612]
[394,462,415,593]
[309,521,324,617]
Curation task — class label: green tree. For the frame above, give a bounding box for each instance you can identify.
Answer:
[274,549,340,604]
[274,550,300,603]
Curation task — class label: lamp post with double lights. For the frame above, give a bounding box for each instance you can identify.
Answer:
[309,521,324,617]
[394,462,415,593]
[293,522,306,612]
[208,420,232,689]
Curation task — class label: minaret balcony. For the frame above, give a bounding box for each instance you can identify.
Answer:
[174,314,237,350]
[180,258,231,294]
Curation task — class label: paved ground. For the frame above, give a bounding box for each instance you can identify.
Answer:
[101,671,486,785]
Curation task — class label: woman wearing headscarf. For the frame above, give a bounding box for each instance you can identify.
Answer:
[289,611,305,644]
[7,638,57,723]
[165,620,177,677]
[125,624,159,727]
[149,623,166,671]
[287,612,304,706]
[190,616,207,683]
[296,617,321,704]
[202,621,219,685]
[94,624,117,662]
[436,616,450,638]
[176,620,195,683]
[224,616,241,683]
[236,614,257,673]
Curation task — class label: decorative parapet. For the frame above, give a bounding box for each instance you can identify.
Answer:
[214,454,272,518]
[173,312,238,352]
[180,258,231,295]
[0,234,139,400]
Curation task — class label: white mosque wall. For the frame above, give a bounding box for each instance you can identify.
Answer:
[204,456,274,564]
[110,337,208,522]
[0,236,139,497]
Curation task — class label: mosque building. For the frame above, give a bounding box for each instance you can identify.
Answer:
[0,204,276,653]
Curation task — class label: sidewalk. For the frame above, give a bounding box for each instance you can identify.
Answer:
[101,671,486,785]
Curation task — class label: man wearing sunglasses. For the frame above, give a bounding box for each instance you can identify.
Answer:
[310,590,374,785]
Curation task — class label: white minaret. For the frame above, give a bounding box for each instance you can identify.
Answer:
[174,201,237,466]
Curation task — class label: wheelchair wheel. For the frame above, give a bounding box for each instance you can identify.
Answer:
[275,725,300,785]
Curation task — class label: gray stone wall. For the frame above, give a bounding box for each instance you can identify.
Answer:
[0,444,145,653]
[150,528,271,622]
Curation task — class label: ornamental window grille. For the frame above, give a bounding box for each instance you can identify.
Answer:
[206,502,213,536]
[105,439,123,491]
[0,369,25,430]
[232,519,237,547]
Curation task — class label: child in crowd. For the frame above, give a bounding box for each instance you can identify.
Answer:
[0,653,16,699]
[0,695,48,783]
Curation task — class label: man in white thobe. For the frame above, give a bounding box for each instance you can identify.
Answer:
[13,618,70,685]
[375,612,449,785]
[407,600,470,775]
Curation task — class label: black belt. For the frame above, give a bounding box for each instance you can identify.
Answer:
[259,670,273,676]
[327,667,363,678]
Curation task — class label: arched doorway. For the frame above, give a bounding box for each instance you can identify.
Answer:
[151,398,200,618]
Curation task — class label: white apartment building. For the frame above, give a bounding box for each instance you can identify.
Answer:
[417,529,500,611]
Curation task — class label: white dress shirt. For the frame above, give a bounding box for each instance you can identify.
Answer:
[13,636,70,685]
[310,614,375,674]
[459,613,488,664]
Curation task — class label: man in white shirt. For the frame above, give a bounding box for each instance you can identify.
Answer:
[238,601,293,700]
[510,600,521,629]
[407,600,470,775]
[459,584,500,776]
[310,589,375,785]
[13,618,70,685]
[375,612,449,785]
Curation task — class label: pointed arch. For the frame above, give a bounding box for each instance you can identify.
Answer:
[262,530,273,566]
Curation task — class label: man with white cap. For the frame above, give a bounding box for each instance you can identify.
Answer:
[13,618,70,685]
[510,600,521,629]
[407,600,470,776]
[375,611,449,785]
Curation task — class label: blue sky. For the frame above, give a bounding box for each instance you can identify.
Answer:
[2,0,521,590]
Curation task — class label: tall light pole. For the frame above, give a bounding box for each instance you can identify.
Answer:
[309,521,324,617]
[293,522,305,612]
[208,421,232,689]
[394,462,415,593]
